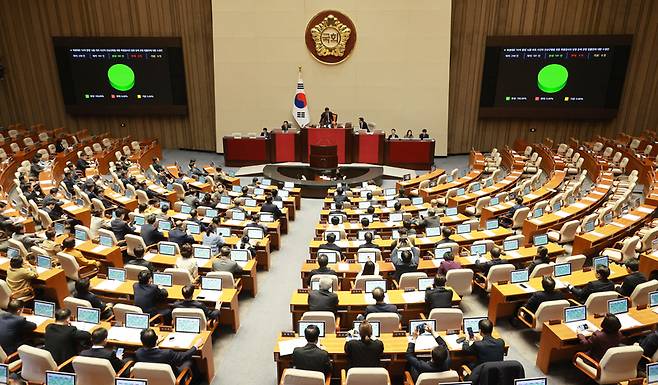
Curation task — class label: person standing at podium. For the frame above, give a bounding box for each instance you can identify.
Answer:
[319,107,334,127]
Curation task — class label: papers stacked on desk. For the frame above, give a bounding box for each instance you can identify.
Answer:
[277,337,307,356]
[402,291,426,303]
[622,214,641,221]
[337,263,350,272]
[143,252,157,261]
[91,245,109,253]
[637,207,653,214]
[443,334,464,350]
[414,334,439,352]
[617,313,642,330]
[24,315,50,326]
[483,230,496,237]
[197,290,223,302]
[553,211,569,218]
[515,283,535,293]
[108,327,143,344]
[159,333,197,349]
[94,280,123,291]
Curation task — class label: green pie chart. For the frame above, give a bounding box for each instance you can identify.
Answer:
[107,64,135,91]
[537,64,568,93]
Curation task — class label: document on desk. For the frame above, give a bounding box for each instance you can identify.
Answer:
[443,334,464,350]
[573,202,587,209]
[414,334,439,352]
[610,222,626,228]
[483,230,496,237]
[278,337,308,356]
[622,214,641,221]
[460,233,473,240]
[94,279,123,291]
[637,206,654,214]
[35,267,48,275]
[516,283,536,293]
[91,245,109,253]
[143,252,157,261]
[24,315,50,327]
[108,327,142,344]
[197,290,223,302]
[553,279,567,289]
[0,257,10,266]
[337,263,350,272]
[564,321,598,334]
[553,211,569,218]
[583,197,597,202]
[402,291,426,303]
[159,333,197,349]
[617,313,642,330]
[505,251,522,259]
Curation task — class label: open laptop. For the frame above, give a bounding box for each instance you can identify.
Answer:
[6,246,20,259]
[434,247,452,260]
[503,239,519,252]
[647,362,658,385]
[489,197,499,206]
[411,197,424,206]
[317,249,340,264]
[180,204,192,214]
[247,228,265,240]
[26,300,55,326]
[116,379,147,385]
[485,219,499,230]
[533,234,548,247]
[54,222,66,235]
[126,313,149,330]
[99,234,114,247]
[72,307,100,331]
[157,220,172,232]
[158,243,177,256]
[592,256,608,269]
[232,211,246,221]
[358,201,371,209]
[186,223,201,235]
[389,212,403,223]
[510,269,529,285]
[418,277,434,291]
[352,320,381,339]
[36,255,52,273]
[230,249,250,268]
[456,223,470,234]
[193,245,212,260]
[260,213,274,223]
[608,298,629,316]
[205,208,219,218]
[514,378,547,385]
[310,280,333,292]
[426,227,441,237]
[583,220,595,233]
[456,188,465,196]
[463,316,488,334]
[74,228,87,245]
[107,267,126,282]
[133,215,145,227]
[175,316,201,334]
[0,364,7,385]
[553,262,571,278]
[198,276,223,301]
[649,290,658,310]
[365,280,386,294]
[153,272,173,287]
[384,188,396,196]
[470,244,487,256]
[533,208,543,218]
[46,371,76,385]
[445,207,458,216]
[357,250,377,264]
[298,320,325,337]
[254,188,264,196]
[220,196,232,205]
[216,227,231,237]
[245,199,257,207]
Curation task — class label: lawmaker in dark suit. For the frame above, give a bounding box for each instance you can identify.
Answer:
[260,196,283,220]
[308,278,339,314]
[406,324,450,382]
[641,329,658,358]
[0,300,36,354]
[319,107,334,127]
[292,324,332,374]
[80,328,125,372]
[521,276,564,314]
[358,117,369,132]
[126,246,155,272]
[616,258,647,297]
[308,254,337,285]
[577,314,622,361]
[168,221,195,246]
[461,319,505,369]
[319,233,343,256]
[474,247,506,276]
[425,275,454,312]
[172,284,221,320]
[500,196,524,227]
[391,249,418,282]
[45,308,91,364]
[344,321,383,368]
[74,278,113,319]
[418,209,441,230]
[136,328,202,375]
[110,208,136,241]
[435,227,454,246]
[525,246,550,276]
[133,270,170,319]
[141,215,166,246]
[333,188,350,205]
[364,287,399,318]
[358,232,380,250]
[569,265,615,303]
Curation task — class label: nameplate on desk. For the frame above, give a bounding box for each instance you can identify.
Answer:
[297,288,309,294]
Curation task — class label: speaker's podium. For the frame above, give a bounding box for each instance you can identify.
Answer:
[301,126,354,164]
[309,145,338,170]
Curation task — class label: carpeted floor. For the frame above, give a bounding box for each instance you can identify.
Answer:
[161,150,582,385]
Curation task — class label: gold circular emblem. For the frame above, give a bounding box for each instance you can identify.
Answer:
[305,10,357,65]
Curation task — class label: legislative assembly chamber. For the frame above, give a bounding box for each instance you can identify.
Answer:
[0,1,657,385]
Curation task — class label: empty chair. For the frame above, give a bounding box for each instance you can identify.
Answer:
[366,313,400,333]
[56,252,98,281]
[629,280,658,306]
[172,308,215,332]
[280,368,329,385]
[518,299,570,332]
[397,272,428,290]
[446,269,473,296]
[72,356,127,385]
[17,345,61,383]
[125,264,149,281]
[601,236,640,262]
[341,367,390,385]
[583,291,619,316]
[547,220,580,244]
[301,311,337,333]
[510,207,530,229]
[404,370,460,385]
[478,264,515,292]
[529,263,554,278]
[427,308,463,331]
[163,268,194,285]
[573,344,643,384]
[465,196,491,216]
[131,362,192,385]
[562,254,586,271]
[63,296,92,315]
[92,143,103,153]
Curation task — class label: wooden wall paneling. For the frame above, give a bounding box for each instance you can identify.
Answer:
[0,0,215,151]
[449,0,658,154]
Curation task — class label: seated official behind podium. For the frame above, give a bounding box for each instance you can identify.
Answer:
[173,284,221,321]
[425,275,454,311]
[358,117,369,132]
[292,324,332,375]
[344,320,384,368]
[136,328,202,376]
[461,319,505,369]
[45,308,91,364]
[80,328,125,372]
[577,313,621,361]
[319,107,334,127]
[388,129,399,140]
[406,323,450,382]
[521,276,564,314]
[568,265,614,303]
[616,258,646,296]
[308,278,338,314]
[364,287,399,318]
[419,129,430,140]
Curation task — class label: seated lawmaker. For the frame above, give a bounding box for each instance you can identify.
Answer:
[425,275,454,312]
[168,221,195,246]
[437,251,461,276]
[212,246,243,274]
[292,324,332,374]
[133,270,170,320]
[358,232,380,250]
[260,195,283,220]
[577,313,621,361]
[0,300,37,354]
[568,265,614,303]
[435,227,454,245]
[474,247,506,276]
[173,284,220,321]
[419,129,430,140]
[364,287,399,318]
[344,320,384,368]
[80,328,126,372]
[45,308,91,364]
[616,258,646,297]
[136,328,202,376]
[500,196,524,228]
[526,246,550,276]
[308,254,337,284]
[391,249,418,282]
[406,323,450,382]
[461,318,505,369]
[62,237,101,268]
[319,233,342,255]
[6,256,38,294]
[126,246,155,272]
[74,278,113,319]
[308,278,338,314]
[141,214,166,246]
[521,276,564,314]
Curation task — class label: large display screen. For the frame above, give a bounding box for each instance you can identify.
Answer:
[479,35,632,119]
[53,37,187,115]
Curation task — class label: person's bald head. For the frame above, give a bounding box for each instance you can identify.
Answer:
[319,278,332,291]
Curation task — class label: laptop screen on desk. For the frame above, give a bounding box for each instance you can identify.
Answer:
[608,298,629,315]
[411,197,424,205]
[193,246,211,259]
[35,301,55,318]
[409,319,436,334]
[533,234,548,246]
[54,222,66,235]
[180,204,192,214]
[46,371,76,385]
[158,220,172,232]
[125,313,149,330]
[650,291,658,308]
[463,317,487,333]
[489,197,499,206]
[434,247,451,260]
[158,243,176,256]
[77,307,100,325]
[187,223,201,235]
[503,239,519,251]
[99,234,113,247]
[418,277,434,291]
[564,306,586,323]
[220,196,232,205]
[426,227,441,237]
[134,215,145,226]
[231,249,249,262]
[553,263,571,277]
[445,207,458,216]
[593,256,608,269]
[175,316,201,334]
[153,273,172,287]
[510,269,529,284]
[364,280,386,294]
[310,281,333,292]
[116,379,147,385]
[456,224,470,234]
[389,213,403,222]
[486,219,499,230]
[247,228,264,240]
[216,227,231,237]
[107,267,126,282]
[318,250,339,264]
[514,378,547,385]
[299,321,325,338]
[232,211,245,221]
[357,251,377,264]
[470,244,486,256]
[205,208,218,218]
[37,255,51,269]
[647,362,658,384]
[201,277,222,291]
[74,229,87,242]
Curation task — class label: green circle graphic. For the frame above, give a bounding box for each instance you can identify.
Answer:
[107,64,135,91]
[537,64,568,93]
